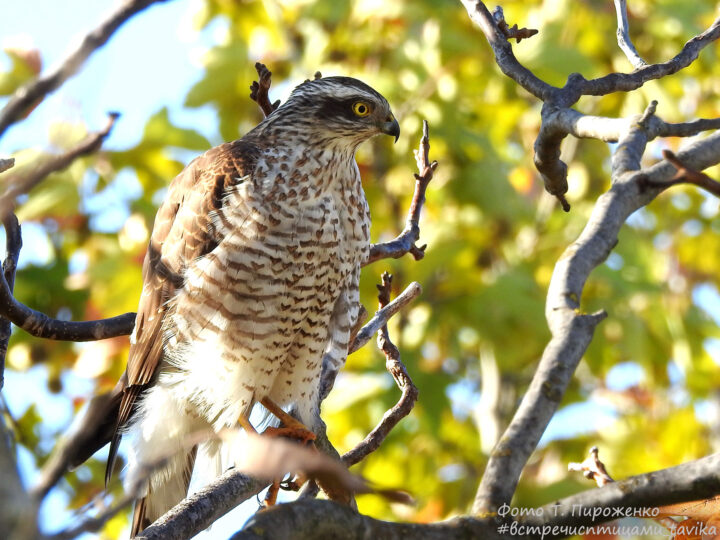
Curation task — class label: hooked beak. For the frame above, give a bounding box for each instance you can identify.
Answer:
[380,113,400,143]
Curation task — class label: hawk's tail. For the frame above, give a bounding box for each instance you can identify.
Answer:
[130,445,197,537]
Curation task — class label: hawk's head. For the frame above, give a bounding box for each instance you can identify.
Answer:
[269,76,400,147]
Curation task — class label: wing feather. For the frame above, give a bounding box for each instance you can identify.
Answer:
[106,139,261,482]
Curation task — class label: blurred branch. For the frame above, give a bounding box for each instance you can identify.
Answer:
[342,273,418,467]
[613,0,646,68]
[0,399,37,540]
[0,159,14,174]
[31,384,125,501]
[249,62,280,118]
[472,112,720,517]
[0,112,119,221]
[0,0,173,139]
[366,120,437,265]
[524,453,720,533]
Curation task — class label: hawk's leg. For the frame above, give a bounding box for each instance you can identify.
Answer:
[258,396,316,507]
[237,414,258,435]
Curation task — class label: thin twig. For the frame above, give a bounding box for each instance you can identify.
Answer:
[342,273,419,467]
[524,453,720,531]
[249,62,280,118]
[0,0,172,139]
[460,0,558,102]
[492,6,538,44]
[613,0,647,68]
[366,120,438,265]
[0,112,119,221]
[643,149,720,198]
[349,281,422,354]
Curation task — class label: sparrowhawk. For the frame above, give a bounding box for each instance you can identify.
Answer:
[73,75,400,535]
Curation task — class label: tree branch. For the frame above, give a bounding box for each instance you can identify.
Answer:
[580,15,720,96]
[0,112,119,221]
[613,0,646,68]
[0,0,173,139]
[459,0,558,102]
[0,404,37,540]
[342,273,419,467]
[472,113,720,517]
[366,120,437,265]
[0,266,135,340]
[644,149,720,198]
[524,453,720,534]
[232,499,504,540]
[134,468,266,540]
[0,213,21,391]
[463,1,720,211]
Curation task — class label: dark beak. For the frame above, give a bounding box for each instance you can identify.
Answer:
[381,114,400,143]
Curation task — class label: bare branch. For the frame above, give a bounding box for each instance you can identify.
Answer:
[610,101,657,177]
[540,106,720,143]
[613,0,647,68]
[459,0,558,102]
[568,447,614,487]
[0,0,173,139]
[473,119,720,517]
[366,120,437,265]
[0,213,21,391]
[0,264,135,340]
[0,113,118,220]
[533,113,571,211]
[525,453,720,532]
[232,499,501,540]
[342,273,418,467]
[580,15,720,96]
[249,62,280,118]
[134,467,265,540]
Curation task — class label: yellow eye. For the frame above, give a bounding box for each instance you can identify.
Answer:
[352,102,371,117]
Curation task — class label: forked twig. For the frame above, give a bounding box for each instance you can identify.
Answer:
[366,120,438,265]
[342,273,419,467]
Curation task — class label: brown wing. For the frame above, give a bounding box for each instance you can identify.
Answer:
[105,139,261,484]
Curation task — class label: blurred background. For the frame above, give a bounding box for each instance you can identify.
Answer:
[1,0,719,538]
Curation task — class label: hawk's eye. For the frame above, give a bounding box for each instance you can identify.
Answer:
[352,102,372,117]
